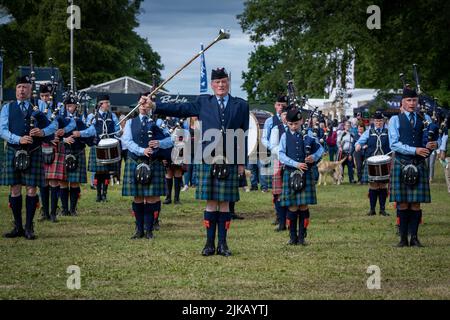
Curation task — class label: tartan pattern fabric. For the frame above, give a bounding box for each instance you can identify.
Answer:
[44,142,67,181]
[0,140,5,173]
[389,157,431,203]
[280,168,317,207]
[271,159,283,195]
[195,164,240,202]
[88,146,120,174]
[0,146,45,187]
[66,150,87,183]
[122,157,166,197]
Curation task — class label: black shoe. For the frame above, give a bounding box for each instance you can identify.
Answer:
[39,212,51,222]
[60,209,70,216]
[298,237,307,246]
[90,185,96,190]
[70,210,78,217]
[96,195,102,202]
[131,231,144,239]
[202,241,215,256]
[271,218,279,225]
[379,210,390,216]
[3,227,25,238]
[395,236,409,247]
[409,236,424,247]
[50,214,58,223]
[145,231,154,240]
[102,194,108,202]
[153,219,160,231]
[174,199,181,205]
[367,210,376,216]
[163,198,172,205]
[216,242,232,256]
[274,225,287,232]
[250,186,258,191]
[287,237,298,245]
[231,213,244,220]
[24,228,36,240]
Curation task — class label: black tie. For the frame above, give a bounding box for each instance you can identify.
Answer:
[142,116,148,128]
[219,98,225,111]
[409,113,415,127]
[20,102,27,116]
[102,112,107,120]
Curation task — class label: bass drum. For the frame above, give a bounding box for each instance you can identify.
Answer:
[248,110,273,157]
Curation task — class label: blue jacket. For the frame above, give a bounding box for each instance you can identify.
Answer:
[155,94,249,165]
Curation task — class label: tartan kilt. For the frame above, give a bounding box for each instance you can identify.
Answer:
[122,157,166,197]
[0,146,45,187]
[66,150,87,184]
[88,146,120,174]
[271,159,283,195]
[43,142,67,181]
[195,164,240,202]
[389,158,431,203]
[0,140,5,172]
[280,168,317,207]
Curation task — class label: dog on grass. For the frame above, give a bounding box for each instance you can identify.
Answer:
[317,157,347,186]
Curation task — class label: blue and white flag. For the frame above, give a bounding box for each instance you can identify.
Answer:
[200,43,207,93]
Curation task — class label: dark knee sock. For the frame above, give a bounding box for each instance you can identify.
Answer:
[174,177,182,201]
[229,201,235,214]
[154,201,161,221]
[60,188,69,212]
[25,195,39,230]
[204,211,218,243]
[69,187,81,213]
[398,209,409,238]
[143,203,155,232]
[10,195,23,230]
[40,186,49,215]
[378,189,387,210]
[409,210,422,237]
[298,209,310,239]
[134,202,145,234]
[217,212,232,245]
[165,178,173,199]
[287,210,298,240]
[368,189,378,210]
[50,186,59,215]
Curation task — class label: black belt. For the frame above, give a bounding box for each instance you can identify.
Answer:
[7,144,40,154]
[128,152,160,163]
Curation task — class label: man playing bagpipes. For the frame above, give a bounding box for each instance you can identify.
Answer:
[39,85,76,221]
[60,95,95,216]
[0,76,58,239]
[121,94,173,240]
[279,108,324,246]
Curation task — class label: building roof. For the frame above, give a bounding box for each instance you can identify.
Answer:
[81,76,169,95]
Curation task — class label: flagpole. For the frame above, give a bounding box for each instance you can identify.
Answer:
[69,0,74,92]
[0,47,4,105]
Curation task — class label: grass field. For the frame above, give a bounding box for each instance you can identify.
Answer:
[0,163,449,300]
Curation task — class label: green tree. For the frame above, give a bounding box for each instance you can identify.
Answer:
[238,0,450,104]
[0,0,163,89]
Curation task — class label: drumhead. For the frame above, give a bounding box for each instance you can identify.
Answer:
[367,154,390,164]
[248,113,258,156]
[98,138,119,147]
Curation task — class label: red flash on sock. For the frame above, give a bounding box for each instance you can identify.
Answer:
[203,220,210,228]
[93,179,98,186]
[131,211,135,217]
[286,219,291,228]
[304,218,310,228]
[225,221,231,230]
[105,180,109,186]
[396,217,400,226]
[153,211,159,220]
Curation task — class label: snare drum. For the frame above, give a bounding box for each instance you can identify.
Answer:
[96,138,121,165]
[248,110,272,157]
[367,155,391,183]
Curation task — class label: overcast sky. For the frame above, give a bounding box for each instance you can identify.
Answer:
[136,0,254,99]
